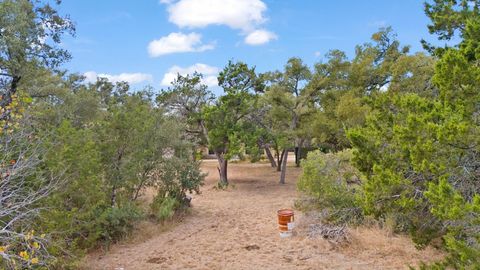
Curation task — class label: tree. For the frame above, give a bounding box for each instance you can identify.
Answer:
[157,73,214,158]
[308,50,357,151]
[0,1,208,267]
[308,28,431,151]
[0,0,74,129]
[422,0,480,54]
[203,61,261,186]
[348,1,480,267]
[264,58,313,183]
[243,95,281,168]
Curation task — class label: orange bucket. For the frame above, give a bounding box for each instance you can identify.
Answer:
[277,209,294,237]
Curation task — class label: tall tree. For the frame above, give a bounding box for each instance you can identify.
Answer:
[308,28,428,151]
[0,0,74,129]
[244,94,281,168]
[422,0,480,54]
[264,58,313,183]
[203,61,262,186]
[349,1,480,267]
[157,73,214,158]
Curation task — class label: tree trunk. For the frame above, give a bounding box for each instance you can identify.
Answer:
[265,146,277,168]
[133,171,149,201]
[296,146,303,167]
[277,149,285,172]
[279,150,288,184]
[216,152,228,186]
[294,138,305,167]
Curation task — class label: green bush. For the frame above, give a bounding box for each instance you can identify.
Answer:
[150,196,179,221]
[98,204,144,247]
[297,149,363,224]
[149,157,205,220]
[153,157,205,203]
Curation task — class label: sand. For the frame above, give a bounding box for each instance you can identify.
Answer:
[83,160,443,270]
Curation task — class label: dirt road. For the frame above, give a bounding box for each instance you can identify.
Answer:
[84,161,442,270]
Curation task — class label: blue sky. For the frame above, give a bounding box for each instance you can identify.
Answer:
[58,0,435,94]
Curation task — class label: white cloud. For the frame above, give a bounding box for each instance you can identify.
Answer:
[161,0,277,45]
[244,29,277,45]
[314,51,321,57]
[148,32,214,57]
[165,0,267,31]
[84,71,153,84]
[161,63,219,87]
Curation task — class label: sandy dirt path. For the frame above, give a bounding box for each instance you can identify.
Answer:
[84,160,442,270]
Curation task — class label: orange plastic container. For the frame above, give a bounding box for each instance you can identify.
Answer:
[277,209,294,237]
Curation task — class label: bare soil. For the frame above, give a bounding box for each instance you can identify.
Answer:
[83,160,443,270]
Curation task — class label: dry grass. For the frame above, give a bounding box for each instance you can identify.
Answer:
[82,160,444,270]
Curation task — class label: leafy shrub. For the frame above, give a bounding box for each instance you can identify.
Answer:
[153,157,205,202]
[297,149,363,225]
[150,157,205,220]
[98,204,144,247]
[150,196,179,221]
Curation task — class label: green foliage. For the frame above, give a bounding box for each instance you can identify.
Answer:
[153,158,205,202]
[157,73,214,147]
[298,149,363,224]
[149,149,205,220]
[98,204,144,247]
[0,0,74,128]
[423,179,480,268]
[2,1,479,268]
[348,91,470,245]
[263,57,313,148]
[151,196,179,221]
[307,29,433,151]
[349,1,480,267]
[40,120,107,254]
[203,61,261,184]
[21,77,204,266]
[206,61,260,152]
[423,0,480,54]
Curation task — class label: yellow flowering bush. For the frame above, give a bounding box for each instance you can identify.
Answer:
[0,230,45,269]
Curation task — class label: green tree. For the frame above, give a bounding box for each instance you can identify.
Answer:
[157,73,214,158]
[243,94,281,168]
[308,28,434,152]
[348,1,480,267]
[308,50,358,151]
[41,120,107,263]
[263,58,313,183]
[203,61,261,186]
[0,0,74,129]
[422,0,480,54]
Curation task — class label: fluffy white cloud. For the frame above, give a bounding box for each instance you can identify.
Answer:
[161,0,277,45]
[244,29,277,45]
[161,63,219,87]
[84,71,153,84]
[164,0,267,31]
[148,32,214,57]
